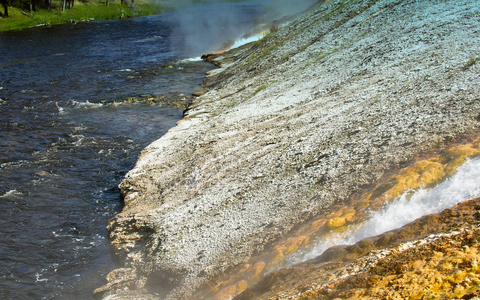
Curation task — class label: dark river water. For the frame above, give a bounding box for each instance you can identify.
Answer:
[0,1,266,299]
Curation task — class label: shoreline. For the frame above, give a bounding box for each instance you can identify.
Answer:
[0,1,162,33]
[97,0,480,299]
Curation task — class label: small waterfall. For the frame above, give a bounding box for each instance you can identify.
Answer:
[293,156,480,264]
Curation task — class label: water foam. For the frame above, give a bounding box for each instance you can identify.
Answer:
[178,35,263,63]
[55,101,66,115]
[292,156,480,263]
[0,189,22,198]
[179,57,203,63]
[35,272,49,283]
[229,35,263,49]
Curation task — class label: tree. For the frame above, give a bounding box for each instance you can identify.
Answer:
[30,0,37,12]
[0,0,9,17]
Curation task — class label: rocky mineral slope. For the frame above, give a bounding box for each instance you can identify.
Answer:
[96,0,480,299]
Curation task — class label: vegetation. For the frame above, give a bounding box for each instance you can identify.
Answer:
[0,0,250,32]
[0,0,162,32]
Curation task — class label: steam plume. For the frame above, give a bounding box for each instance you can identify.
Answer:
[162,0,323,56]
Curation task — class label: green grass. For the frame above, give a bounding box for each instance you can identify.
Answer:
[0,0,162,32]
[0,0,252,32]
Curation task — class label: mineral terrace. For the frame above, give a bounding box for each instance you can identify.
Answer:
[95,0,480,299]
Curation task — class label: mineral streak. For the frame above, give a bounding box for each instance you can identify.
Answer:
[96,0,480,298]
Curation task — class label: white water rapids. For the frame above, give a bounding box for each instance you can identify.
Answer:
[288,156,480,265]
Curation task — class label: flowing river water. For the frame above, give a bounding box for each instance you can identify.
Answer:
[0,2,268,298]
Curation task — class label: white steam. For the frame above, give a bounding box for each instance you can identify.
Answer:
[230,35,263,49]
[257,0,320,26]
[162,0,324,56]
[290,156,480,264]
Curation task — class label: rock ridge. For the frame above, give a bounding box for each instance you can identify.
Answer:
[97,0,480,298]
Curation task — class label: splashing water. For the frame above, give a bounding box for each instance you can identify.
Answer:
[230,35,264,49]
[292,156,480,264]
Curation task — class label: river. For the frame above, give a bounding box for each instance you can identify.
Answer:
[0,1,267,298]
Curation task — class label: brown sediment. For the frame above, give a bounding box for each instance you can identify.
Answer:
[118,94,194,111]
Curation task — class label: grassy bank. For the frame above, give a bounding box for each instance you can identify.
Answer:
[0,0,162,32]
[0,0,254,32]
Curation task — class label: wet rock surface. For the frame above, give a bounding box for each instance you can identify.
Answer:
[98,0,480,298]
[235,197,480,300]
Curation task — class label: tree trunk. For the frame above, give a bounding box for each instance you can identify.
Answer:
[0,0,8,17]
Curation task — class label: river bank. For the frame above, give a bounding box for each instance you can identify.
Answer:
[0,0,162,32]
[0,8,220,298]
[97,0,480,299]
[0,0,260,32]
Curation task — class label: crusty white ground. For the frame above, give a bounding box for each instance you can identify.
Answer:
[100,0,480,298]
